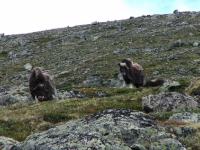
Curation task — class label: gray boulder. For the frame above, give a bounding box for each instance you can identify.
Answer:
[4,109,186,150]
[142,92,198,113]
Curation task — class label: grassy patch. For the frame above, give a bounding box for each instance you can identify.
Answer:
[56,84,73,90]
[0,51,8,58]
[155,119,189,127]
[0,119,36,141]
[43,113,73,123]
[149,112,176,121]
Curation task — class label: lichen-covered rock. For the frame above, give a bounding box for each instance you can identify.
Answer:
[159,80,181,92]
[150,138,186,150]
[142,92,198,113]
[165,126,195,138]
[0,136,19,150]
[0,93,32,106]
[169,112,200,124]
[5,109,186,150]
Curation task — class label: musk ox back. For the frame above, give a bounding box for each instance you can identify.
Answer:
[118,58,146,88]
[29,67,56,102]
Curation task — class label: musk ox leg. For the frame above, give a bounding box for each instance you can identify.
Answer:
[35,96,39,102]
[121,81,135,88]
[130,83,137,88]
[128,84,134,88]
[122,81,133,88]
[121,81,126,87]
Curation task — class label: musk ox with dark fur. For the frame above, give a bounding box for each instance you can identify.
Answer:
[118,58,146,88]
[29,67,56,102]
[118,58,164,88]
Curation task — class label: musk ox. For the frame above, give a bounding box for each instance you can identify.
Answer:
[118,58,164,88]
[29,67,56,102]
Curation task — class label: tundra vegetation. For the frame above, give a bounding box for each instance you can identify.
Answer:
[1,11,200,149]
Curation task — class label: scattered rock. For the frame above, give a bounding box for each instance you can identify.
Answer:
[169,112,200,124]
[193,41,199,47]
[91,21,99,25]
[142,92,198,113]
[8,51,16,60]
[173,9,179,14]
[23,63,32,72]
[0,33,4,38]
[174,39,183,47]
[82,75,102,86]
[153,71,159,76]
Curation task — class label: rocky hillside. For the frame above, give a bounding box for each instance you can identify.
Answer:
[1,10,200,89]
[1,10,200,149]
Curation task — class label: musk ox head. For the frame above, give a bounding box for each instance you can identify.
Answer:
[118,62,129,76]
[29,67,56,102]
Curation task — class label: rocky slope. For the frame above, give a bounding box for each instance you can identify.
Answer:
[1,10,200,149]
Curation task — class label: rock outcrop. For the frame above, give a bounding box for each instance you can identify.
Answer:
[3,109,187,150]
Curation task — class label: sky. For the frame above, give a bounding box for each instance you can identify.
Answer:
[1,0,200,35]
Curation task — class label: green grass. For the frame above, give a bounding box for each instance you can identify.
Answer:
[0,51,8,58]
[149,112,178,121]
[43,113,73,123]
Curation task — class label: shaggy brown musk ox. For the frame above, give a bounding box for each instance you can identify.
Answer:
[118,58,164,88]
[29,67,56,102]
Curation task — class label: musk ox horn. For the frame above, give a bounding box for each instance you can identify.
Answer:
[118,62,129,69]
